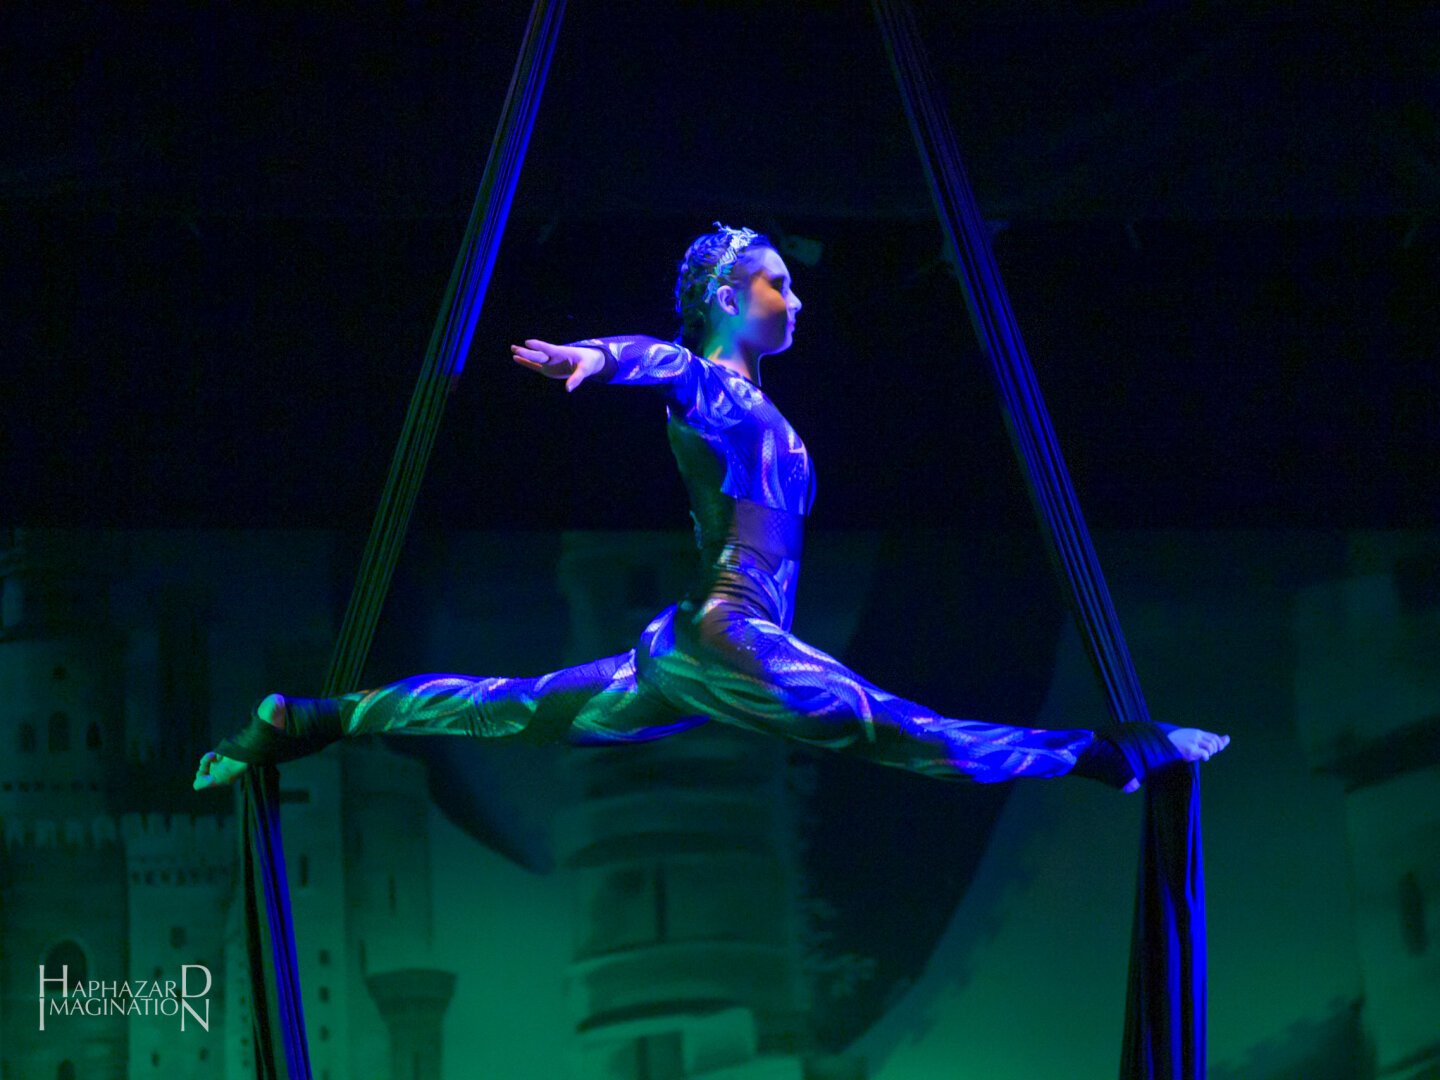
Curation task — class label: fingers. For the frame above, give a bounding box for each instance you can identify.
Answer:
[509,344,548,369]
[512,339,556,364]
[510,342,572,379]
[511,341,590,392]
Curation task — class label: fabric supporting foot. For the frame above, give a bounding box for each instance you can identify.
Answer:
[1072,721,1184,790]
[215,696,345,766]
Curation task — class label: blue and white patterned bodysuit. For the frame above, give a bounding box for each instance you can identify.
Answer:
[333,336,1095,782]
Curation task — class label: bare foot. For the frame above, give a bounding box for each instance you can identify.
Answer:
[1121,728,1230,793]
[193,694,286,790]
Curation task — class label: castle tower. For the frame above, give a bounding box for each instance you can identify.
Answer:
[345,741,456,1079]
[243,730,455,1079]
[554,531,866,1080]
[0,528,127,820]
[365,968,457,1080]
[1292,534,1440,1078]
[119,811,233,1078]
[0,528,131,1078]
[119,578,220,812]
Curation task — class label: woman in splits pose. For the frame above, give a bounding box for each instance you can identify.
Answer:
[195,222,1228,794]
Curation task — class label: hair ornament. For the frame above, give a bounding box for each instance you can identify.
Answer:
[701,221,762,304]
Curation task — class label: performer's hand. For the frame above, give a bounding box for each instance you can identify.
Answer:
[510,340,606,392]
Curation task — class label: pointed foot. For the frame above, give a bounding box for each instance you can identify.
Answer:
[193,694,286,790]
[1119,728,1231,793]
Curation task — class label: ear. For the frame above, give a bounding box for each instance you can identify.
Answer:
[715,283,739,317]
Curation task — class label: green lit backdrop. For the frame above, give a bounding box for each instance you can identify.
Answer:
[2,525,1432,1078]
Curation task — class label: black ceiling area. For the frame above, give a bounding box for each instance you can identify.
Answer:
[5,3,1436,529]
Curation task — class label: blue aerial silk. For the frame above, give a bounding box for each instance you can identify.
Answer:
[872,1,1206,1076]
[237,1,569,1076]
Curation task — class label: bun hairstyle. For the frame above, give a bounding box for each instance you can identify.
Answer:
[672,221,772,349]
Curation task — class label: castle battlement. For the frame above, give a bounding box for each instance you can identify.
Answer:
[1,815,120,851]
[119,811,231,866]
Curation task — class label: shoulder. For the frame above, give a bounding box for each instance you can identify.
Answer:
[669,357,761,427]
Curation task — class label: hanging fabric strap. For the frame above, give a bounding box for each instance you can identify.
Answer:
[235,2,568,1075]
[870,3,1206,1078]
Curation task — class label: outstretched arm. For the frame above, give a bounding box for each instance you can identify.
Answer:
[511,335,699,400]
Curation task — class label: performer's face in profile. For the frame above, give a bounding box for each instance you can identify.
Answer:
[725,246,802,357]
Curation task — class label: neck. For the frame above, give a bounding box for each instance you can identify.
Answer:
[700,335,761,385]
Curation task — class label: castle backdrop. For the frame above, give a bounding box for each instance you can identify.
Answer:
[1,524,1435,1079]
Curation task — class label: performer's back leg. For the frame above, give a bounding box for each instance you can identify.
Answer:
[644,598,1094,783]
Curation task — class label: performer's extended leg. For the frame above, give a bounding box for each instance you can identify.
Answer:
[643,599,1095,783]
[334,648,708,747]
[196,639,709,788]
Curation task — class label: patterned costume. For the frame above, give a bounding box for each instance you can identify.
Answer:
[323,336,1099,783]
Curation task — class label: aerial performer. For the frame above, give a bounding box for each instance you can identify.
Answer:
[194,222,1229,795]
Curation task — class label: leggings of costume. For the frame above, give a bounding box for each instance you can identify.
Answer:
[332,555,1096,784]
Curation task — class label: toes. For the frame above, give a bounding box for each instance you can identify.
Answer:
[193,751,236,790]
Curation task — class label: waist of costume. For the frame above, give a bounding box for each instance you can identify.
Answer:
[690,493,804,562]
[680,494,804,629]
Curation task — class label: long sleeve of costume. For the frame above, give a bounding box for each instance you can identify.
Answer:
[566,334,748,425]
[566,334,695,395]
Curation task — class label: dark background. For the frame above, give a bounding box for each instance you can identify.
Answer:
[4,2,1436,530]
